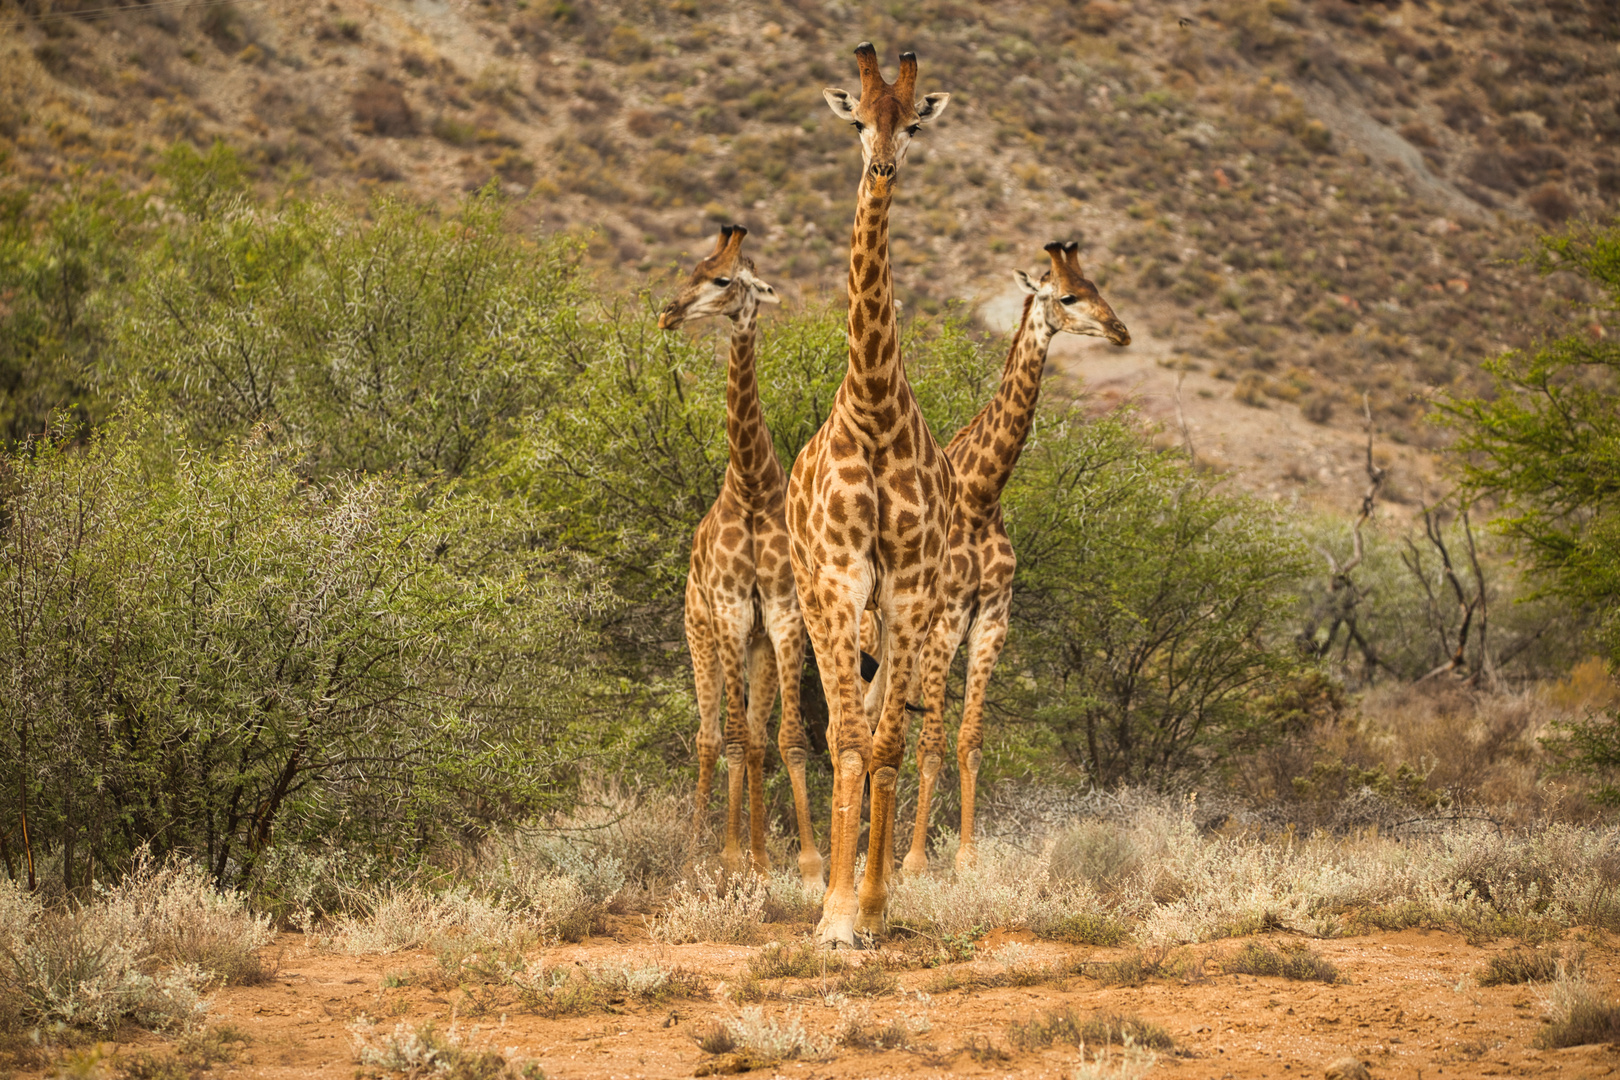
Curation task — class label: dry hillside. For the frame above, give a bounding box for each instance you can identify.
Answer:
[3,0,1618,504]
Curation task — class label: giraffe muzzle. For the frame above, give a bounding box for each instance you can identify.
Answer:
[1108,321,1131,346]
[657,306,685,330]
[869,162,896,180]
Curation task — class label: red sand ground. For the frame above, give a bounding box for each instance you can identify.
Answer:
[76,925,1620,1080]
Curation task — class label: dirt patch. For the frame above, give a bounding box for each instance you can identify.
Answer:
[57,927,1620,1080]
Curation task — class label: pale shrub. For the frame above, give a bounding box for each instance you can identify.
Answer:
[0,906,208,1031]
[762,870,822,923]
[326,887,542,955]
[722,1006,830,1059]
[584,959,669,996]
[889,839,1066,936]
[350,1018,526,1077]
[1071,1036,1158,1080]
[479,828,626,907]
[97,853,274,985]
[648,870,767,944]
[1049,820,1142,895]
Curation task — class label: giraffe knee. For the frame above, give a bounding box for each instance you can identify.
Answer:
[871,766,898,794]
[782,747,807,768]
[959,747,982,773]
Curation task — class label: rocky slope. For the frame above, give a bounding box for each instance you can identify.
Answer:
[3,0,1617,506]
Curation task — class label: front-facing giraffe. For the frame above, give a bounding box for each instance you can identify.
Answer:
[658,225,823,890]
[787,43,951,946]
[902,241,1130,875]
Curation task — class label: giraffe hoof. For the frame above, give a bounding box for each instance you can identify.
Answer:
[798,851,826,894]
[953,844,979,873]
[854,908,887,938]
[901,850,929,877]
[817,888,858,948]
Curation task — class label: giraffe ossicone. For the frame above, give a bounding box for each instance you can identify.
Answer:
[659,224,822,891]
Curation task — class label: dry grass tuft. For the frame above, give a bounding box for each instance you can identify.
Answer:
[747,940,849,980]
[1223,939,1339,983]
[1478,946,1579,986]
[1537,969,1620,1049]
[1007,1008,1175,1053]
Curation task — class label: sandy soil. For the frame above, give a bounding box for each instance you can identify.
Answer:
[82,925,1620,1080]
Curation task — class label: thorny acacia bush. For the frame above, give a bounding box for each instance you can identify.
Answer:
[1004,410,1314,784]
[114,146,586,482]
[0,408,602,893]
[1442,223,1620,800]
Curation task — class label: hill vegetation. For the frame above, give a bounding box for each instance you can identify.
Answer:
[2,0,1618,449]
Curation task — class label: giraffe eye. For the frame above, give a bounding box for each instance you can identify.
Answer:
[713,277,732,287]
[905,124,920,135]
[1060,294,1078,305]
[851,120,865,133]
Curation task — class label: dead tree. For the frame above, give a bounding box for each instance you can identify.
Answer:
[1406,501,1496,688]
[1298,396,1398,684]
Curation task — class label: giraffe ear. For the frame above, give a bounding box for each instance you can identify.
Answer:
[824,88,858,121]
[754,280,781,304]
[1013,269,1042,295]
[914,92,950,124]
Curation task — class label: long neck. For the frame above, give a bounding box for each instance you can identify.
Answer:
[723,298,780,491]
[949,295,1057,507]
[840,175,902,411]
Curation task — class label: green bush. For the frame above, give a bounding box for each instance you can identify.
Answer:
[1441,224,1620,797]
[0,407,599,890]
[115,165,586,480]
[1005,411,1312,784]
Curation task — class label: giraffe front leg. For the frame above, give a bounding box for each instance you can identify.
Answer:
[808,602,869,948]
[954,600,1009,873]
[745,635,776,875]
[687,596,724,847]
[858,609,926,937]
[903,606,969,877]
[767,613,822,891]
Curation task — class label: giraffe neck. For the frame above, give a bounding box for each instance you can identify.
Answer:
[839,177,903,416]
[951,294,1057,505]
[723,297,779,494]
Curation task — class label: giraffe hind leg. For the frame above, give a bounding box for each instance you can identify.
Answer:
[903,606,969,876]
[954,605,1009,872]
[688,603,724,849]
[745,634,775,874]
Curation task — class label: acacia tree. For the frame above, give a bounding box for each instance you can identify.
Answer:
[1441,222,1620,796]
[1004,410,1312,785]
[0,410,600,891]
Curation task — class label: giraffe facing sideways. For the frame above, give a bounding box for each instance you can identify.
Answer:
[902,241,1130,875]
[658,225,823,890]
[787,44,952,946]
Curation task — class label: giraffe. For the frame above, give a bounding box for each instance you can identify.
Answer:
[787,43,951,946]
[658,224,823,890]
[901,241,1130,875]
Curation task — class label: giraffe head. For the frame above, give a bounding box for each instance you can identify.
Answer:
[657,224,780,329]
[1014,241,1131,345]
[823,43,949,198]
